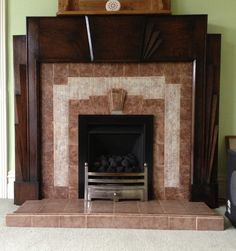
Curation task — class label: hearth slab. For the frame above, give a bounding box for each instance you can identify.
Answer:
[5,200,224,230]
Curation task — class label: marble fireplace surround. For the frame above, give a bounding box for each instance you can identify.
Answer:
[41,62,193,200]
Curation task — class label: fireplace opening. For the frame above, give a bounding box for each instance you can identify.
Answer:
[90,128,143,173]
[79,115,153,200]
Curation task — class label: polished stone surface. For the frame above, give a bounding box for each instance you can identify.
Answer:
[40,63,193,200]
[6,200,224,230]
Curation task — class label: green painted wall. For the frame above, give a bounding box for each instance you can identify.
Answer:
[172,1,236,179]
[7,0,58,171]
[7,0,236,179]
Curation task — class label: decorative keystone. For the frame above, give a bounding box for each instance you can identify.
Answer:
[108,88,127,114]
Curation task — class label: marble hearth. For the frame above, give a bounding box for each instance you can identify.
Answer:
[40,62,193,200]
[6,200,224,230]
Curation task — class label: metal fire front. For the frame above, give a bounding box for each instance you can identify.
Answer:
[84,163,148,201]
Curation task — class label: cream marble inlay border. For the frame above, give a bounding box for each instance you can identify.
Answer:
[68,76,165,100]
[53,76,181,187]
[164,84,181,187]
[53,85,69,186]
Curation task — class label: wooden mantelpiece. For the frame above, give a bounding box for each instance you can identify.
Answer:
[14,15,221,207]
[57,0,171,15]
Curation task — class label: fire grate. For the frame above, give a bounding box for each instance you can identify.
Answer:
[84,163,148,201]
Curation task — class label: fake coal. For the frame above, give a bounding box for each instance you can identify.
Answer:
[92,153,140,172]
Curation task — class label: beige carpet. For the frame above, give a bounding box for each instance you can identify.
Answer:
[0,199,235,251]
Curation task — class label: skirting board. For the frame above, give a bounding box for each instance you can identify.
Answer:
[7,170,15,199]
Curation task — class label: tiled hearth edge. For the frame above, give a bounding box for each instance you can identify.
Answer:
[6,200,224,230]
[6,213,224,230]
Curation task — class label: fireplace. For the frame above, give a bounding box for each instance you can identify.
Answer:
[79,115,153,200]
[14,15,221,208]
[37,62,193,201]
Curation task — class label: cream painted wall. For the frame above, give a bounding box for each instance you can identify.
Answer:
[7,0,236,179]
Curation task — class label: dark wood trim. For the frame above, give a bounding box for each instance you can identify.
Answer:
[14,36,27,95]
[14,181,39,205]
[14,15,221,207]
[191,34,221,208]
[206,34,221,189]
[15,64,28,182]
[14,35,40,204]
[191,183,218,208]
[14,36,28,183]
[57,0,171,15]
[27,18,40,182]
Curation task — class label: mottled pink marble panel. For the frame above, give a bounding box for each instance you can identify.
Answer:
[53,186,69,199]
[41,64,54,194]
[41,144,54,187]
[139,63,155,76]
[123,96,143,114]
[123,64,139,76]
[69,63,82,77]
[53,63,69,85]
[152,164,165,200]
[89,96,110,114]
[93,63,124,77]
[40,62,193,200]
[70,63,95,77]
[68,188,78,199]
[42,185,54,199]
[69,165,78,188]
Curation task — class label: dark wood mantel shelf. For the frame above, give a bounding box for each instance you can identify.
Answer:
[14,14,221,207]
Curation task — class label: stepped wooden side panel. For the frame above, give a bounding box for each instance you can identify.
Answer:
[14,36,28,183]
[191,34,221,208]
[14,35,39,205]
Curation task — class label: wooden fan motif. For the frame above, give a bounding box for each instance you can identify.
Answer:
[142,23,163,60]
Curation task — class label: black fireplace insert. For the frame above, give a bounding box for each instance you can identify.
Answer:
[78,115,153,198]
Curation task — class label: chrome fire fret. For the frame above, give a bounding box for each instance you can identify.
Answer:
[84,162,148,201]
